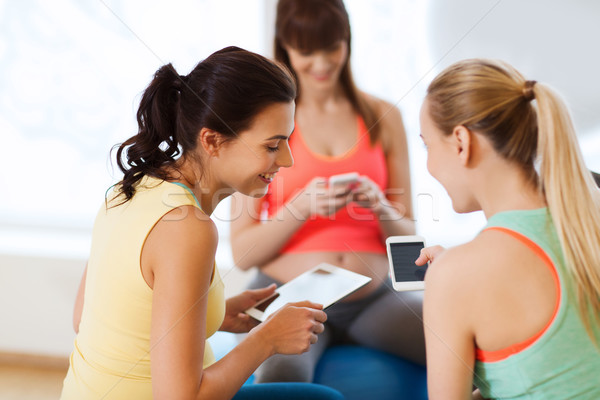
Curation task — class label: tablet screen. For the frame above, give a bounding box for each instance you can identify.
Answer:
[389,241,427,282]
[247,264,371,321]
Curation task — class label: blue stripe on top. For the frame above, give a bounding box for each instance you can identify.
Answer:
[170,181,202,209]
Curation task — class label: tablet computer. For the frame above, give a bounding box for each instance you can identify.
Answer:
[386,235,428,291]
[245,263,372,322]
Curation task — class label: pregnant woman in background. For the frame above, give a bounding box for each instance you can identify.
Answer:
[230,0,425,383]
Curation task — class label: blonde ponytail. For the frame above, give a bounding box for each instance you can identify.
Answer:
[427,58,600,345]
[534,83,600,342]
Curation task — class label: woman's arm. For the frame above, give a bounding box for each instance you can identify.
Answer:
[146,206,326,400]
[73,264,87,333]
[201,300,326,399]
[146,206,217,399]
[230,192,308,269]
[219,285,277,333]
[352,98,415,237]
[230,178,352,269]
[423,247,478,400]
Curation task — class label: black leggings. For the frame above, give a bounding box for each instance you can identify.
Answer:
[247,271,426,383]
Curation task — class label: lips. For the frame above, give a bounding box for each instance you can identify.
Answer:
[259,172,277,183]
[312,73,331,81]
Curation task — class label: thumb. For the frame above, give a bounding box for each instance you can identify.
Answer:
[288,300,324,310]
[416,245,445,266]
[249,284,277,301]
[415,250,430,266]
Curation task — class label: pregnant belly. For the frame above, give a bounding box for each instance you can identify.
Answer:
[260,251,389,301]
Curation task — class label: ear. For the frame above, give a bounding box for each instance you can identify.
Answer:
[451,125,473,166]
[198,127,223,157]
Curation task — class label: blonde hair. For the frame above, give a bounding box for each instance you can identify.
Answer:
[427,59,600,343]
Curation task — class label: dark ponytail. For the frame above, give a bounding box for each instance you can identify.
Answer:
[113,46,296,203]
[114,63,182,201]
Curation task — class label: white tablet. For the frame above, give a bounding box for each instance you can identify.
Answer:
[245,263,372,322]
[386,235,428,291]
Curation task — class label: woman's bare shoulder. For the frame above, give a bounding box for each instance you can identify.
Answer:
[362,92,403,121]
[426,231,537,296]
[148,205,218,265]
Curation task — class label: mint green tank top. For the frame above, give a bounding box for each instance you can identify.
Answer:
[473,208,600,399]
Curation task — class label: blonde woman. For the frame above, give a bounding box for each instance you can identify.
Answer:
[418,59,600,399]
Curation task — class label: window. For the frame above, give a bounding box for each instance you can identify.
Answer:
[1,0,598,263]
[0,0,267,261]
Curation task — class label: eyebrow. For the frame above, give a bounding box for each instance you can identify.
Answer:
[265,135,289,141]
[266,128,295,141]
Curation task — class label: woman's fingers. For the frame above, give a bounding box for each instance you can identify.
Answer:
[416,245,445,265]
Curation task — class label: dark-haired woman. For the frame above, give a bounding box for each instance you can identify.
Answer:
[60,47,343,400]
[231,0,425,383]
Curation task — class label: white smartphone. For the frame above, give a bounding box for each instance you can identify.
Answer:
[328,172,359,188]
[385,235,428,291]
[245,263,372,322]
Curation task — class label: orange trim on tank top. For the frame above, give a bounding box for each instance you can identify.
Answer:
[295,115,367,162]
[475,226,562,363]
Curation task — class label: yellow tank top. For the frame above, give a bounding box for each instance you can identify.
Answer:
[61,176,225,399]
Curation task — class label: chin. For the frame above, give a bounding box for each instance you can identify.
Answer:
[237,184,269,198]
[248,189,268,198]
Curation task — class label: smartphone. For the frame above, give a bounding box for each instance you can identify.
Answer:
[385,235,428,291]
[245,263,372,321]
[328,172,359,191]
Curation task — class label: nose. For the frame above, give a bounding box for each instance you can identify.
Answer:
[312,53,331,73]
[277,141,294,168]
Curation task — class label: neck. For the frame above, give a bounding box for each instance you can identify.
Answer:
[475,164,546,219]
[171,158,232,215]
[297,82,347,110]
[189,178,233,216]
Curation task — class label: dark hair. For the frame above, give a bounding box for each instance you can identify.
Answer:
[113,46,296,203]
[274,0,380,144]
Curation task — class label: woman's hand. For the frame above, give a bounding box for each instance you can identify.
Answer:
[289,177,354,218]
[220,284,277,333]
[249,301,327,356]
[350,176,387,212]
[415,245,445,266]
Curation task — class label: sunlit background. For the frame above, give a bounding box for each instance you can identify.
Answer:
[1,0,599,358]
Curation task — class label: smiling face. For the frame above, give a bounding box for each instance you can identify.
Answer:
[211,101,295,198]
[285,41,348,92]
[419,99,478,213]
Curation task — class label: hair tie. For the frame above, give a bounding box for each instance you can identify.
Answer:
[523,80,536,101]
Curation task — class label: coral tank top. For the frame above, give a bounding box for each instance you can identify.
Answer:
[262,116,388,254]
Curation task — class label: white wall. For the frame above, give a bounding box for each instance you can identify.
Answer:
[0,255,81,357]
[0,0,266,358]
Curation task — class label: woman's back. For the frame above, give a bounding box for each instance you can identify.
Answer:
[61,177,225,399]
[474,209,600,399]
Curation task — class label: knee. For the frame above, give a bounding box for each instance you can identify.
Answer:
[254,355,314,383]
